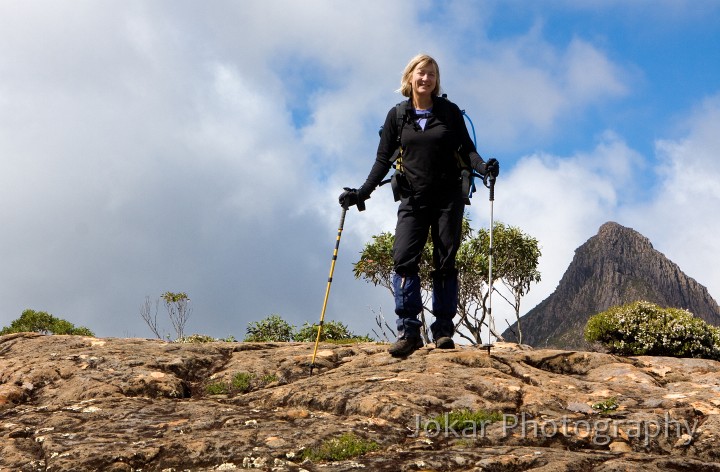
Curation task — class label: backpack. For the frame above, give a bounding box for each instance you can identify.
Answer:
[380,94,479,204]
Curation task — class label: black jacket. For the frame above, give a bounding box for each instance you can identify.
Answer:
[360,95,486,198]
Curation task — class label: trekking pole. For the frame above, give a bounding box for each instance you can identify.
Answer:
[309,206,347,375]
[482,172,496,354]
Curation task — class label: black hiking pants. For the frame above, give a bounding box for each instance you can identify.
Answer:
[392,185,464,340]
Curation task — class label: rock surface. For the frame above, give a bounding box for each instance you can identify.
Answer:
[503,221,720,349]
[2,333,720,471]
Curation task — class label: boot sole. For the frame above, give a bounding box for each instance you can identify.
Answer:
[388,340,423,357]
[435,337,455,349]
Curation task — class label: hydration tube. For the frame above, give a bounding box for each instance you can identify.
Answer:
[462,110,480,198]
[462,110,477,147]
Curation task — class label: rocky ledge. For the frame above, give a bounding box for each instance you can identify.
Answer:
[2,333,720,471]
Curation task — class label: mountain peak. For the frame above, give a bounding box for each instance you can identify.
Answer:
[594,221,653,249]
[597,220,643,239]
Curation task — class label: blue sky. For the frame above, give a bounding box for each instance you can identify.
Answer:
[1,0,719,341]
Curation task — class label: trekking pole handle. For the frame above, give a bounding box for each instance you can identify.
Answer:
[484,173,495,202]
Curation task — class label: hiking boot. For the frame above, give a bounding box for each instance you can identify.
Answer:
[435,337,455,349]
[388,336,423,357]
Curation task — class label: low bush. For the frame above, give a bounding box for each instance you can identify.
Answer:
[584,300,720,360]
[301,433,379,462]
[244,315,294,342]
[244,315,372,343]
[178,334,237,343]
[294,320,372,343]
[205,381,230,395]
[591,397,619,415]
[429,408,503,433]
[205,371,278,396]
[1,309,94,336]
[230,372,254,393]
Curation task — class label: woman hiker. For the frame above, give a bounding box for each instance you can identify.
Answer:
[339,53,499,357]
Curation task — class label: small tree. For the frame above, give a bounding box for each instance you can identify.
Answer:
[162,291,192,341]
[140,295,162,339]
[1,309,94,336]
[353,216,541,345]
[456,222,541,344]
[140,292,193,341]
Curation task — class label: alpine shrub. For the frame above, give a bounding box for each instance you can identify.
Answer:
[428,409,503,433]
[244,315,372,343]
[1,309,94,336]
[244,314,294,342]
[301,433,379,462]
[178,334,237,343]
[294,320,372,343]
[584,300,720,360]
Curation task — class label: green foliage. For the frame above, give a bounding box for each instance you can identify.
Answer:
[301,433,379,462]
[429,409,503,432]
[179,334,216,343]
[205,371,277,396]
[230,372,255,393]
[294,320,372,343]
[261,374,279,384]
[475,222,542,299]
[584,300,720,360]
[592,397,619,415]
[205,381,230,395]
[352,232,397,289]
[244,315,371,343]
[1,309,94,336]
[178,334,237,343]
[244,314,295,342]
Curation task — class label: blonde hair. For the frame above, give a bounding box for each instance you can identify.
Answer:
[399,54,441,98]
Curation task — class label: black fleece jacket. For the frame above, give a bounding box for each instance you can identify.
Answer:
[359,95,487,199]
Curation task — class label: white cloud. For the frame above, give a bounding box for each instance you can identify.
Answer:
[563,38,628,101]
[444,25,629,150]
[624,94,720,299]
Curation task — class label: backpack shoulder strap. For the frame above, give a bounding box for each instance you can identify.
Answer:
[394,100,410,144]
[389,100,410,164]
[434,94,454,115]
[438,94,476,204]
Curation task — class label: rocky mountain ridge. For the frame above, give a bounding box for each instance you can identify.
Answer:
[503,221,720,349]
[2,333,720,471]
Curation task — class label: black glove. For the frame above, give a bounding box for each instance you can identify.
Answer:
[486,158,499,178]
[339,187,369,211]
[338,187,359,209]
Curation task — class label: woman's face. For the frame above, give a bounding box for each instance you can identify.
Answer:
[411,63,437,98]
